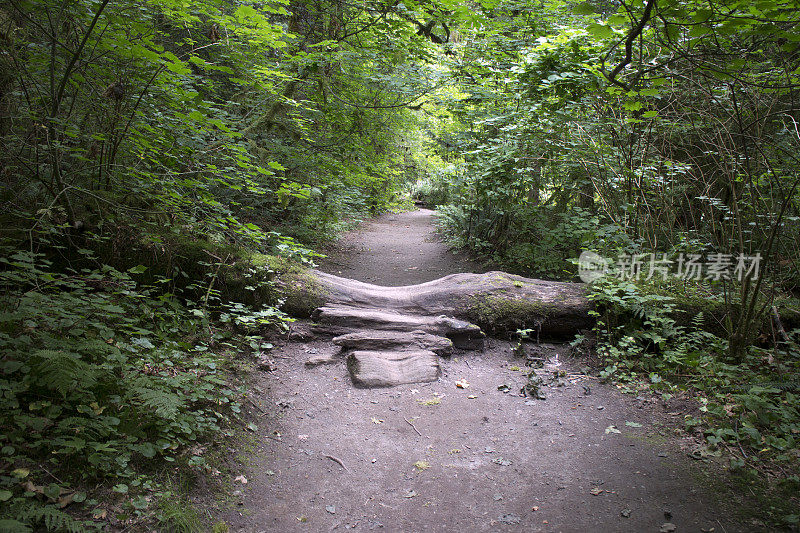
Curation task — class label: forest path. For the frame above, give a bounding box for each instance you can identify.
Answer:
[216,210,747,532]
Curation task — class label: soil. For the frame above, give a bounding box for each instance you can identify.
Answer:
[212,209,753,532]
[316,209,487,286]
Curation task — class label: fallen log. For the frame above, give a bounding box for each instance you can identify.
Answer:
[333,330,454,356]
[280,270,592,336]
[347,350,440,387]
[313,305,484,350]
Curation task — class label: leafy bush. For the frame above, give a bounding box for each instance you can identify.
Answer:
[0,246,285,530]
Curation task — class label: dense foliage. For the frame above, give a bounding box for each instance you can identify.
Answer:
[0,0,437,529]
[1,0,799,529]
[414,0,800,526]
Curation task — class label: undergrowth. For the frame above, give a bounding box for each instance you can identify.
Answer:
[0,238,294,531]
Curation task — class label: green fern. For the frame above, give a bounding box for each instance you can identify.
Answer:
[127,376,184,419]
[7,500,88,533]
[0,519,32,533]
[30,350,96,398]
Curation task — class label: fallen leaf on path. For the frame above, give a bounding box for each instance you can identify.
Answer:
[605,425,621,434]
[326,505,336,514]
[590,487,603,495]
[625,421,642,428]
[371,417,384,424]
[234,475,248,484]
[403,490,417,498]
[455,379,469,388]
[468,394,477,399]
[497,384,511,393]
[532,506,539,511]
[413,461,430,471]
[417,397,440,406]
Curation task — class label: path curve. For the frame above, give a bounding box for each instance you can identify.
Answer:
[215,210,747,533]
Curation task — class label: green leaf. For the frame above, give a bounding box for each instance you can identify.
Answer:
[235,5,258,19]
[44,483,61,500]
[607,14,628,26]
[0,490,12,501]
[166,60,190,76]
[587,23,614,39]
[572,3,596,15]
[132,496,149,509]
[689,25,711,38]
[691,8,713,22]
[128,265,148,274]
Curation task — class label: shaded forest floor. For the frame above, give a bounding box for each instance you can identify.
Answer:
[209,210,758,532]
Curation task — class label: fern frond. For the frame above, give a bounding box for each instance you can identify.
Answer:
[30,350,96,398]
[10,500,88,533]
[126,376,184,419]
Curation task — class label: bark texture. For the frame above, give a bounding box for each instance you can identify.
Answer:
[347,350,440,387]
[282,270,592,336]
[333,330,454,357]
[279,269,592,388]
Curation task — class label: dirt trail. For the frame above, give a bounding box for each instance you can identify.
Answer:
[215,210,747,532]
[318,209,486,286]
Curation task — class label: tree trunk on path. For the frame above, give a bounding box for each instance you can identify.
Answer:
[279,269,592,337]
